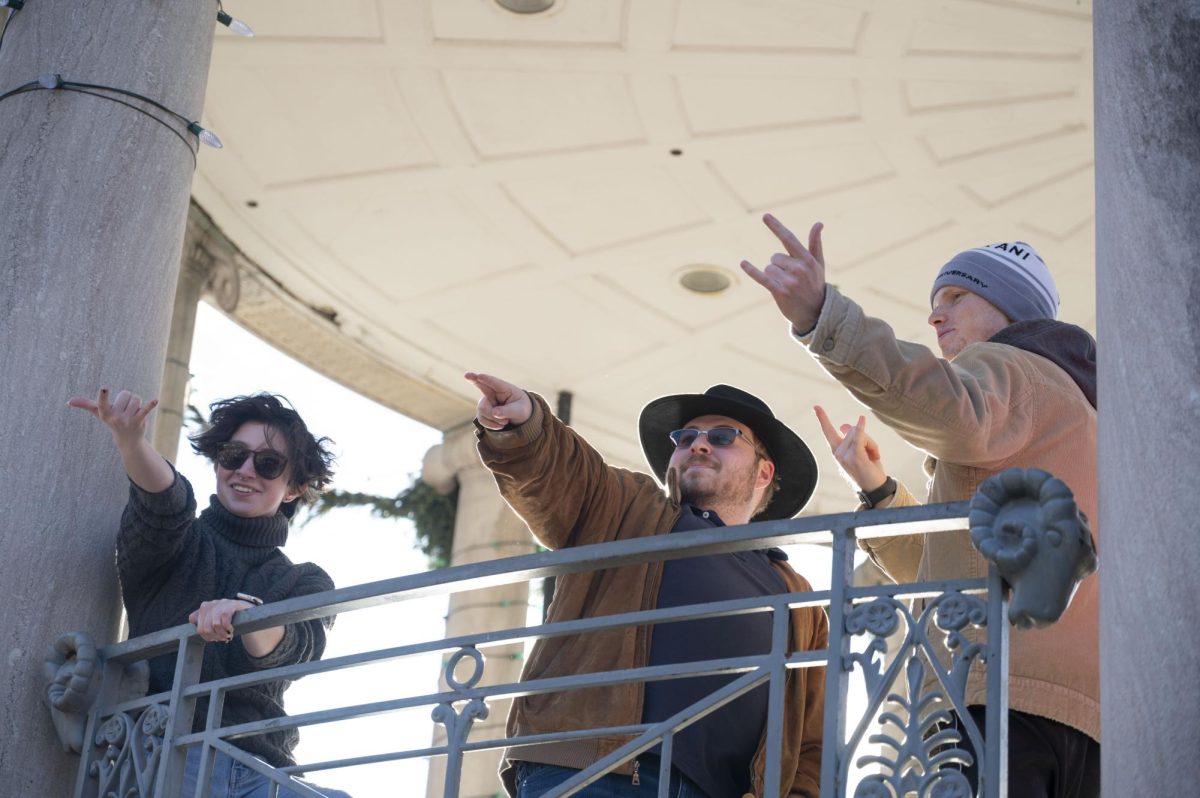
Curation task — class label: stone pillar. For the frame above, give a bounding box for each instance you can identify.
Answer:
[0,1,216,793]
[152,204,242,460]
[1094,1,1200,794]
[422,427,537,798]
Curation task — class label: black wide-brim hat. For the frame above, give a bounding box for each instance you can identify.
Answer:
[638,384,818,521]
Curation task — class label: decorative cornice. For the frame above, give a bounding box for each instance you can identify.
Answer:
[185,200,473,431]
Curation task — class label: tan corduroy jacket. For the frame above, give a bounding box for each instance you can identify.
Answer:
[478,394,828,797]
[800,287,1099,742]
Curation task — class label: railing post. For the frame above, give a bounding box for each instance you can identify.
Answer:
[982,564,1009,798]
[153,637,206,797]
[761,598,791,797]
[819,524,855,797]
[433,646,489,798]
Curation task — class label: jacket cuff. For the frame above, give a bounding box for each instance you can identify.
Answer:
[793,286,864,365]
[128,466,192,517]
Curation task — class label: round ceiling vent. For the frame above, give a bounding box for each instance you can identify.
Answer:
[679,266,734,295]
[496,0,556,13]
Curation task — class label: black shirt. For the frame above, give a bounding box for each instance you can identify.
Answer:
[641,504,788,797]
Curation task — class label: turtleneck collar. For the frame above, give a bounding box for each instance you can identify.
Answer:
[200,495,290,552]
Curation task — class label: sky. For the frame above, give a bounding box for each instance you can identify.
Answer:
[174,303,450,796]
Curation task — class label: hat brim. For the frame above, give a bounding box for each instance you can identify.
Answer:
[638,393,818,521]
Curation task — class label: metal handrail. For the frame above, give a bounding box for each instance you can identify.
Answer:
[58,471,1092,798]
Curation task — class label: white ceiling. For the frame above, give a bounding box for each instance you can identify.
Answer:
[192,0,1095,514]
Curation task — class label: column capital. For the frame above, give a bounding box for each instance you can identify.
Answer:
[182,201,240,312]
[421,424,484,494]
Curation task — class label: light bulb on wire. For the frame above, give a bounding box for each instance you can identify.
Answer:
[216,4,254,37]
[187,122,224,149]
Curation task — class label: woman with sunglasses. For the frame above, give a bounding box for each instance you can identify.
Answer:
[69,388,350,797]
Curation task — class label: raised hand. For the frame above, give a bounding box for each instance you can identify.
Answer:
[814,405,887,493]
[68,388,172,492]
[741,214,828,334]
[68,388,159,452]
[464,372,533,430]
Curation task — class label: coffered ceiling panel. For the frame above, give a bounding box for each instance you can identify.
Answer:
[674,75,860,136]
[216,0,384,40]
[709,141,895,211]
[442,69,644,158]
[501,165,709,255]
[193,0,1096,508]
[204,66,433,185]
[431,0,626,45]
[671,0,866,52]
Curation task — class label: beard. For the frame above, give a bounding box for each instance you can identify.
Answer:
[674,453,759,513]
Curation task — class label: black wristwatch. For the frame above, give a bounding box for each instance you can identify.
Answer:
[857,476,897,509]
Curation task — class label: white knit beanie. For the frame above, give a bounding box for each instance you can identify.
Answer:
[930,242,1060,322]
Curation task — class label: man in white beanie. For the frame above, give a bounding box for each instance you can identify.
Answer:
[742,215,1099,798]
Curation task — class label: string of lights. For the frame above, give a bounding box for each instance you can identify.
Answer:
[0,1,256,156]
[0,74,223,162]
[216,1,253,37]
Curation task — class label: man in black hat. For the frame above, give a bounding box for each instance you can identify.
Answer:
[465,372,827,798]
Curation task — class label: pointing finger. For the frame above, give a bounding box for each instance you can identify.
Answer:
[67,397,100,417]
[97,387,112,418]
[813,405,842,448]
[808,222,825,266]
[465,372,501,405]
[763,214,809,259]
[740,260,774,291]
[134,398,159,422]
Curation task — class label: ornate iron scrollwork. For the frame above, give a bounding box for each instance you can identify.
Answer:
[843,593,990,797]
[87,703,171,798]
[432,646,491,798]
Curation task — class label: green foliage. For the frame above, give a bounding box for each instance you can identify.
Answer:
[308,477,458,569]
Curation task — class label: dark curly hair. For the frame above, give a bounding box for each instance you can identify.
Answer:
[190,394,335,516]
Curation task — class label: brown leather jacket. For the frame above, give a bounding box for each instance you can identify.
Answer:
[479,394,828,797]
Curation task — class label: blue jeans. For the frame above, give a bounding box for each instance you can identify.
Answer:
[181,748,352,798]
[515,759,707,798]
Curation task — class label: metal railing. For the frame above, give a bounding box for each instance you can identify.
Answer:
[50,468,1093,798]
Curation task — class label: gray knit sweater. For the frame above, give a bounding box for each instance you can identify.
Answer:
[117,472,335,768]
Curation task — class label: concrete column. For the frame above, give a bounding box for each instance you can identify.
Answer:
[153,204,241,460]
[422,427,537,798]
[0,1,215,793]
[1095,1,1200,793]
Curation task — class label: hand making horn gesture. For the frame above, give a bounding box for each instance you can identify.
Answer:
[813,405,888,494]
[740,214,828,334]
[465,372,533,430]
[68,388,159,451]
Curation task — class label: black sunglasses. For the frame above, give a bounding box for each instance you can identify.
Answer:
[668,426,750,449]
[215,442,289,480]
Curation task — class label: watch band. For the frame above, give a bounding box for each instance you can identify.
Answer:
[858,476,897,509]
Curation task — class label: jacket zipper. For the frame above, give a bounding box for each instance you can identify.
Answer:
[631,759,640,786]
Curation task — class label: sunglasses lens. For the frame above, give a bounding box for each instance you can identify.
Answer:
[707,428,738,446]
[255,453,286,480]
[669,429,699,448]
[216,443,250,471]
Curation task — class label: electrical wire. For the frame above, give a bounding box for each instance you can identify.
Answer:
[0,79,200,165]
[64,86,197,165]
